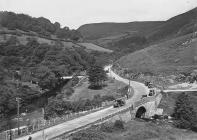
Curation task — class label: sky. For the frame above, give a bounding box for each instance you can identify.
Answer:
[0,0,197,29]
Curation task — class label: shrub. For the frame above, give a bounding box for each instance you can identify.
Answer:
[100,122,114,133]
[71,129,105,140]
[114,120,124,130]
[172,92,197,130]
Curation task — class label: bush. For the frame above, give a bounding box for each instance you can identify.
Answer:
[71,129,105,140]
[172,93,197,130]
[114,120,124,130]
[100,122,114,133]
[100,120,125,133]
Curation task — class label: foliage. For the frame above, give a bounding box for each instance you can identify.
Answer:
[0,36,94,120]
[172,92,197,130]
[100,122,114,133]
[44,93,115,118]
[114,120,124,130]
[71,129,105,140]
[0,11,82,40]
[45,95,72,118]
[100,120,124,133]
[87,65,107,89]
[61,87,74,97]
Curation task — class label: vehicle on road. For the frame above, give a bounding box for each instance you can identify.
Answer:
[141,88,156,99]
[148,88,156,96]
[144,81,153,88]
[113,98,126,108]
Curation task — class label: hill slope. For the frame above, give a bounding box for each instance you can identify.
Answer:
[115,33,197,74]
[148,7,197,42]
[78,21,164,40]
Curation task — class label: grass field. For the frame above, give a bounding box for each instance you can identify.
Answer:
[77,42,113,53]
[70,78,128,101]
[0,31,113,53]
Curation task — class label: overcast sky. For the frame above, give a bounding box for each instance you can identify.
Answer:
[0,0,196,29]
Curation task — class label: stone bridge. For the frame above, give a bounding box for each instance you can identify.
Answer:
[110,93,163,123]
[133,93,162,118]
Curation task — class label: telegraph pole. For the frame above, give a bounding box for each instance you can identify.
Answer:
[128,77,131,99]
[109,60,113,78]
[42,108,45,140]
[16,97,21,135]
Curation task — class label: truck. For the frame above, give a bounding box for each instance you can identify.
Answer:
[113,97,126,108]
[141,88,157,99]
[144,81,154,88]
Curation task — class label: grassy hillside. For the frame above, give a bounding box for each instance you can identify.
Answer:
[148,7,197,42]
[0,27,114,53]
[79,8,197,55]
[78,21,164,40]
[78,8,197,64]
[115,33,197,74]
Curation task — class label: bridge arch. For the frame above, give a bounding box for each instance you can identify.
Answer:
[135,106,146,118]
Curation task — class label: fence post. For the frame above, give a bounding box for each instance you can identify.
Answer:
[33,124,35,132]
[5,131,8,140]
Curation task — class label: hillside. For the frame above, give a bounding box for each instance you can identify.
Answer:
[147,7,197,42]
[112,7,197,74]
[79,7,197,43]
[0,12,105,130]
[115,33,197,74]
[78,21,164,40]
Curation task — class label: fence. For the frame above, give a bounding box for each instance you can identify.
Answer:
[0,100,115,140]
[52,104,135,140]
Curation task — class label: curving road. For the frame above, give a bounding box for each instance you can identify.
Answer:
[16,65,148,140]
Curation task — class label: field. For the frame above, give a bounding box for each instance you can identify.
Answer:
[70,78,129,101]
[0,33,81,49]
[77,42,113,53]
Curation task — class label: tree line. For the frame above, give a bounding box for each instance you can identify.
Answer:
[0,11,82,40]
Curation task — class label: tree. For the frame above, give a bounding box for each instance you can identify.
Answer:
[87,65,107,89]
[33,66,58,90]
[172,92,197,130]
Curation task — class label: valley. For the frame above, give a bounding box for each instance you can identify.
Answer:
[0,5,197,140]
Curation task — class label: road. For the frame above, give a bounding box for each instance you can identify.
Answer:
[163,89,197,93]
[16,65,148,140]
